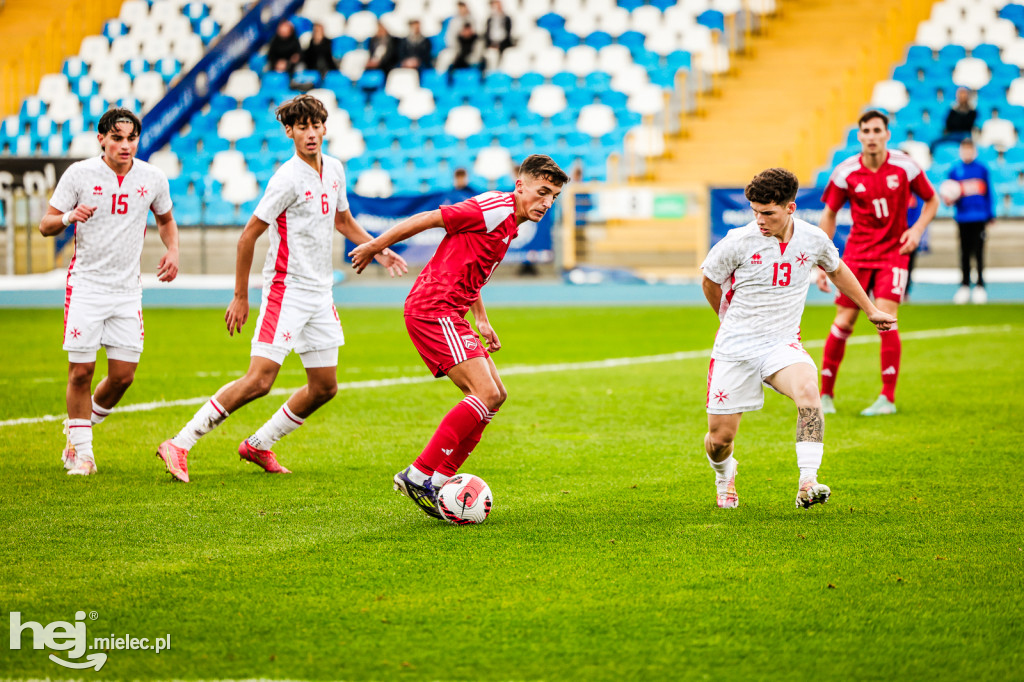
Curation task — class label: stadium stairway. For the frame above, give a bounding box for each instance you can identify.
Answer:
[647,0,935,187]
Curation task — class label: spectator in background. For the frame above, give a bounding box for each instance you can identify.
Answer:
[439,167,475,206]
[399,19,433,70]
[267,20,302,74]
[946,137,994,304]
[366,22,400,75]
[302,22,337,76]
[447,2,480,70]
[930,87,977,154]
[485,1,514,60]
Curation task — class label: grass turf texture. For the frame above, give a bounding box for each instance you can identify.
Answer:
[1,304,1022,681]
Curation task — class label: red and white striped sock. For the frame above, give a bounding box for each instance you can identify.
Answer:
[172,398,229,450]
[879,328,901,403]
[67,419,94,463]
[433,408,497,485]
[249,404,304,451]
[820,324,852,397]
[90,399,112,426]
[412,395,488,478]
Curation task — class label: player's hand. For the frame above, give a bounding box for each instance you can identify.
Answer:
[477,321,501,352]
[899,228,922,255]
[867,309,897,332]
[71,205,97,224]
[225,296,249,336]
[157,248,179,282]
[815,267,832,293]
[348,241,380,274]
[374,248,408,277]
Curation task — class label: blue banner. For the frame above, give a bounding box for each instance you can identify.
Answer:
[138,0,305,160]
[710,187,929,254]
[346,189,554,265]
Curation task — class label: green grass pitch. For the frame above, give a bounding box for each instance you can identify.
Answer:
[1,303,1022,680]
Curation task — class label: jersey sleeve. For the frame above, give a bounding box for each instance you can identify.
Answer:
[253,171,297,224]
[335,164,350,214]
[440,197,484,235]
[150,172,173,215]
[700,235,741,284]
[821,180,848,212]
[815,235,842,273]
[49,164,81,213]
[910,165,935,201]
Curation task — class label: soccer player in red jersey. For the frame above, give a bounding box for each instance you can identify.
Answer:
[816,110,939,416]
[349,154,568,519]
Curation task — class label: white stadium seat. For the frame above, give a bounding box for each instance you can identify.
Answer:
[396,88,436,120]
[223,69,261,101]
[222,172,261,204]
[355,169,394,198]
[69,133,103,157]
[340,50,369,81]
[210,150,247,183]
[1000,38,1024,69]
[385,68,420,99]
[119,0,150,28]
[930,2,963,28]
[149,149,182,179]
[218,110,255,142]
[950,23,983,50]
[79,35,111,65]
[870,80,909,113]
[576,102,617,137]
[952,57,990,90]
[474,146,514,181]
[346,12,380,42]
[915,21,950,50]
[37,74,70,105]
[1006,78,1024,107]
[594,7,631,37]
[979,117,1016,150]
[631,6,664,34]
[627,84,665,116]
[532,47,566,77]
[132,72,166,110]
[983,18,1017,48]
[625,124,666,157]
[527,84,567,117]
[326,128,365,161]
[565,45,598,77]
[99,72,133,100]
[444,105,484,139]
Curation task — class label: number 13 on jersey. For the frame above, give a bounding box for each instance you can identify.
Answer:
[772,262,791,286]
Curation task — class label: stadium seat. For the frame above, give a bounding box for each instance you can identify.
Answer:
[952,57,991,89]
[355,168,394,197]
[870,80,910,113]
[979,117,1017,150]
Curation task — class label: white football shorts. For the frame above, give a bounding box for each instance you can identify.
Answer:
[706,341,817,415]
[250,287,344,367]
[63,289,144,363]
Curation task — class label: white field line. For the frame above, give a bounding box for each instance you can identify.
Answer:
[0,324,1012,429]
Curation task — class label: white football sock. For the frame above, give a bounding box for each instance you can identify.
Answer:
[407,465,430,486]
[172,399,228,450]
[796,441,824,482]
[430,471,450,489]
[67,419,94,463]
[707,453,735,482]
[248,404,304,450]
[90,399,112,426]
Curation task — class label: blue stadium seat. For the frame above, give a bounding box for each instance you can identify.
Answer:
[262,72,291,93]
[331,36,359,58]
[290,16,313,35]
[183,1,208,21]
[366,0,395,16]
[291,70,322,89]
[451,68,483,92]
[584,71,612,90]
[103,20,128,41]
[937,44,967,68]
[905,44,934,66]
[358,69,386,91]
[335,0,362,17]
[649,67,679,88]
[537,13,566,31]
[431,133,459,150]
[551,30,581,50]
[584,31,613,50]
[482,108,512,128]
[552,71,579,90]
[235,136,265,156]
[697,10,725,32]
[204,198,238,226]
[892,63,921,85]
[518,72,546,90]
[617,31,646,53]
[617,0,644,10]
[249,53,268,72]
[667,50,691,72]
[650,0,675,10]
[598,90,627,109]
[971,43,1002,67]
[196,17,221,45]
[174,195,203,225]
[483,71,513,94]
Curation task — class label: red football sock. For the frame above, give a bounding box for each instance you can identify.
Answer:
[820,323,852,396]
[437,409,496,477]
[879,328,901,403]
[413,395,488,475]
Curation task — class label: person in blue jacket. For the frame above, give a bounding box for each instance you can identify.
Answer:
[945,138,994,304]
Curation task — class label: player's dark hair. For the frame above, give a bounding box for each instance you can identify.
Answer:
[519,154,569,186]
[960,137,976,147]
[276,94,328,127]
[744,168,799,206]
[98,108,141,137]
[858,109,889,129]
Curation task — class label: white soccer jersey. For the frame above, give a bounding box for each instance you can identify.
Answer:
[701,218,841,361]
[253,154,349,293]
[50,156,172,294]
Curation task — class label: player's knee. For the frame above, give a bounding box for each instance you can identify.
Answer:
[794,381,820,407]
[493,384,508,409]
[248,374,275,398]
[707,428,735,454]
[474,385,503,411]
[313,381,337,403]
[68,365,94,387]
[110,372,135,392]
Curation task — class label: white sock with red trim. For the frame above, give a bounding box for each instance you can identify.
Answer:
[172,398,229,450]
[67,419,94,463]
[248,404,304,451]
[91,399,112,426]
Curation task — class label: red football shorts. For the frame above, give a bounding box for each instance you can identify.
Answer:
[405,314,489,378]
[835,264,909,307]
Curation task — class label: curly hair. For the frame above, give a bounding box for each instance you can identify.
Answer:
[276,94,328,127]
[744,168,799,206]
[519,154,570,185]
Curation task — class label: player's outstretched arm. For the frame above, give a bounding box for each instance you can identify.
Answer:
[826,262,897,331]
[900,193,940,255]
[470,297,500,351]
[334,209,408,277]
[39,205,96,237]
[348,209,443,274]
[702,276,723,316]
[225,215,270,336]
[154,210,180,282]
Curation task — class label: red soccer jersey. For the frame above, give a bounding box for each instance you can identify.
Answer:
[404,191,520,318]
[821,150,935,268]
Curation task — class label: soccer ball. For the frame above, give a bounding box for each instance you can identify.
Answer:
[438,474,492,525]
[939,179,962,205]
